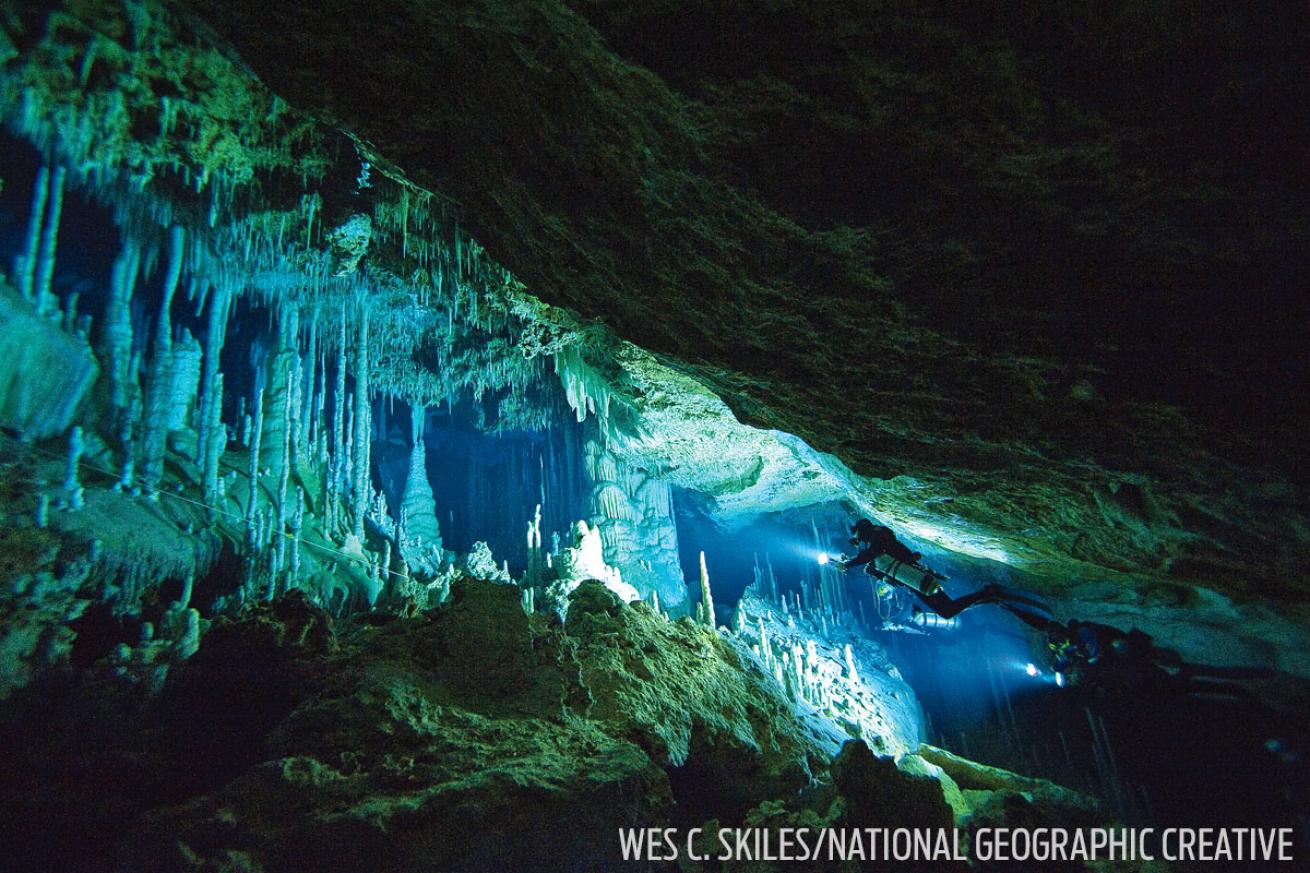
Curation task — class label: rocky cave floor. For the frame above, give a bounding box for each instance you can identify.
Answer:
[1,428,1307,872]
[1,577,1117,873]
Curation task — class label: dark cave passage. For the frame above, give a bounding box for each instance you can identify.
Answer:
[670,497,1310,866]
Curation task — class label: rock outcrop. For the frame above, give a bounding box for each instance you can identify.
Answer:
[0,280,98,440]
[1,579,1131,871]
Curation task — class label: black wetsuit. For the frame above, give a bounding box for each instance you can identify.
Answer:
[844,524,921,568]
[909,585,1035,619]
[1048,620,1270,696]
[843,523,1050,621]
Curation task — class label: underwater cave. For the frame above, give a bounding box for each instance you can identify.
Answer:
[1,1,1308,871]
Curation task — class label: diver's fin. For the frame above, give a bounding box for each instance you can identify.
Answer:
[1000,602,1055,632]
[992,585,1050,610]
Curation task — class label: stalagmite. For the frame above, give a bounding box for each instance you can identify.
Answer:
[351,307,370,540]
[35,492,49,528]
[299,319,317,458]
[140,225,185,496]
[583,437,685,607]
[62,425,84,511]
[174,610,200,660]
[272,365,294,590]
[314,342,327,458]
[178,572,194,611]
[398,404,442,572]
[699,551,716,629]
[290,489,304,586]
[115,400,137,492]
[332,310,346,495]
[34,165,67,318]
[260,305,298,470]
[166,328,202,430]
[246,386,265,525]
[340,401,354,532]
[15,164,49,302]
[194,280,230,467]
[202,373,225,506]
[524,503,543,587]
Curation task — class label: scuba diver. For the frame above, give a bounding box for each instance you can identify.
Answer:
[1042,618,1273,698]
[832,518,1052,622]
[842,518,924,568]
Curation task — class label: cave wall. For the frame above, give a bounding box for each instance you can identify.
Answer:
[168,0,1310,598]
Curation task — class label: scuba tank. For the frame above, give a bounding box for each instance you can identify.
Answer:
[911,611,960,631]
[868,555,947,596]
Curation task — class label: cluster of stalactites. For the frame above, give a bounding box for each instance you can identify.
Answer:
[0,158,396,611]
[0,11,604,624]
[556,345,615,433]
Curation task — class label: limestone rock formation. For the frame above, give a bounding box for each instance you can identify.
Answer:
[0,582,923,870]
[583,437,686,608]
[398,407,443,574]
[0,280,98,440]
[544,520,640,617]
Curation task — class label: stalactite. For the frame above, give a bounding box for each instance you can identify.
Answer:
[140,225,185,496]
[351,306,371,540]
[15,164,49,302]
[34,165,67,318]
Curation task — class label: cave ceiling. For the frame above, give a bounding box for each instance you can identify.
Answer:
[6,0,1308,596]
